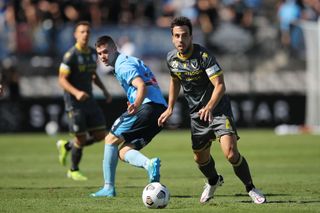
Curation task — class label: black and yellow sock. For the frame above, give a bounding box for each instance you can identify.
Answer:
[232,154,255,192]
[198,156,219,185]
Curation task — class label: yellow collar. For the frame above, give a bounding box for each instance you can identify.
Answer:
[75,43,90,53]
[177,44,193,60]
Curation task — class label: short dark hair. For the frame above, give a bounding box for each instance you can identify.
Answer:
[170,16,192,35]
[74,21,90,31]
[95,35,116,48]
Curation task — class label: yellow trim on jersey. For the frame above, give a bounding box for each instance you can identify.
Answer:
[75,43,90,53]
[60,69,70,75]
[209,70,223,80]
[176,44,194,60]
[59,63,70,75]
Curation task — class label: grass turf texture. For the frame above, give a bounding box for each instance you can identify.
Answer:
[0,129,319,213]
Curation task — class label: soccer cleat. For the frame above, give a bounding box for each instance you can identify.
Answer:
[67,170,88,181]
[147,158,161,183]
[200,175,224,203]
[56,140,69,166]
[90,187,116,197]
[248,188,266,204]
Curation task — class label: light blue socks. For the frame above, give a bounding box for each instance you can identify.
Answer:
[103,143,119,188]
[124,149,149,170]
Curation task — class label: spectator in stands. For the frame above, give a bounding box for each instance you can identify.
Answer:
[277,0,301,49]
[1,58,20,100]
[301,0,320,21]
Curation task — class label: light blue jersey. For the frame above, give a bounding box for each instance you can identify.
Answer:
[114,53,167,107]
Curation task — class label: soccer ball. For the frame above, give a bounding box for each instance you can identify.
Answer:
[45,121,59,136]
[142,182,170,209]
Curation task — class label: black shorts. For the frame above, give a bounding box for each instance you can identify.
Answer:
[111,102,166,150]
[190,111,239,151]
[67,99,106,134]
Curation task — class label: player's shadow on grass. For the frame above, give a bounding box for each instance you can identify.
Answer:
[171,195,193,198]
[235,193,320,204]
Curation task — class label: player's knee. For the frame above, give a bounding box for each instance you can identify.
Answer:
[118,150,125,161]
[225,151,239,164]
[193,151,210,165]
[74,139,85,148]
[118,147,130,161]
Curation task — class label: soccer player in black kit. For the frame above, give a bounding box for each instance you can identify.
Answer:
[57,21,111,181]
[158,16,266,204]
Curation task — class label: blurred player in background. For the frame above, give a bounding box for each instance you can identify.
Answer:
[57,21,111,181]
[158,16,266,204]
[90,35,167,197]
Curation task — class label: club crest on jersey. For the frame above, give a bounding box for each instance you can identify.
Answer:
[190,59,198,69]
[171,60,179,69]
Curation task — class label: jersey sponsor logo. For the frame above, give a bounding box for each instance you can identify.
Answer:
[173,70,203,81]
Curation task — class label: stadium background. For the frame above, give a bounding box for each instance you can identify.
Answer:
[0,0,318,132]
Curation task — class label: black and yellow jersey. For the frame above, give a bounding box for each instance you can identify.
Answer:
[167,43,229,113]
[59,44,97,110]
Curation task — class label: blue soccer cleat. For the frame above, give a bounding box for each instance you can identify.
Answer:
[90,187,116,197]
[147,157,161,183]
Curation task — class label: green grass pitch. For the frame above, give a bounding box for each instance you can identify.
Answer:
[0,129,319,213]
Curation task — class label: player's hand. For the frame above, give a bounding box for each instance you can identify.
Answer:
[75,91,89,101]
[198,107,213,122]
[127,101,138,115]
[158,109,173,127]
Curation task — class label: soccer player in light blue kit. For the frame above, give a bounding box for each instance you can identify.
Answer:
[91,35,167,197]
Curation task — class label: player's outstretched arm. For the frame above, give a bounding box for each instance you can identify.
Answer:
[158,77,180,126]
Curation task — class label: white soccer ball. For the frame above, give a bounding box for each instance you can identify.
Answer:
[45,121,59,136]
[142,182,170,209]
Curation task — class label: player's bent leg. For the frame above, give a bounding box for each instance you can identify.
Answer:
[220,135,266,204]
[56,139,69,166]
[120,144,161,183]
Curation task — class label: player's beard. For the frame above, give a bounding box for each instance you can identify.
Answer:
[184,43,193,54]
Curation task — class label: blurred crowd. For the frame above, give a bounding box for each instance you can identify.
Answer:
[0,0,319,56]
[0,0,320,99]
